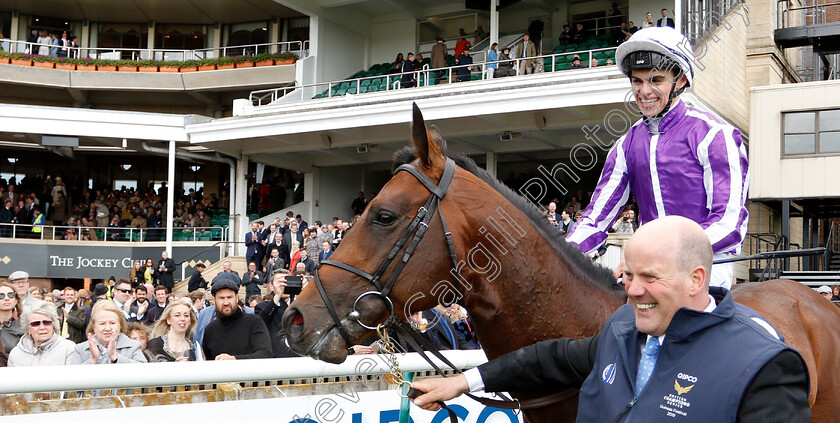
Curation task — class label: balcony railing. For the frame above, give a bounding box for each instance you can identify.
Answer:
[777,0,840,28]
[0,39,308,62]
[682,0,746,46]
[249,46,618,106]
[0,223,228,242]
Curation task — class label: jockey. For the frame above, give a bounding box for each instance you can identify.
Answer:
[567,27,749,289]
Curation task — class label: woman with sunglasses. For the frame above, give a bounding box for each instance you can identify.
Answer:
[7,300,75,366]
[0,282,24,356]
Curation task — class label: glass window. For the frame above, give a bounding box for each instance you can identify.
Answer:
[784,112,814,133]
[113,180,138,191]
[820,131,840,153]
[183,182,204,192]
[820,110,840,132]
[784,134,815,155]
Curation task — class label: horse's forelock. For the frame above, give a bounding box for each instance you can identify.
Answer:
[392,147,418,174]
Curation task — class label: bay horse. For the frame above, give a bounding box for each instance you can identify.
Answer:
[283,105,840,422]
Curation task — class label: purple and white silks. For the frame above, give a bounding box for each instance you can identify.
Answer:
[567,100,750,256]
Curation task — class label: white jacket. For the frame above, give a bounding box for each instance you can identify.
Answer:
[8,333,75,366]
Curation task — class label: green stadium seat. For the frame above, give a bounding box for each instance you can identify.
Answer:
[558,63,571,71]
[597,59,607,66]
[361,79,371,87]
[248,214,259,221]
[594,52,607,60]
[368,85,379,92]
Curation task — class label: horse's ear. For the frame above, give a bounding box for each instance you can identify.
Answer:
[429,124,448,153]
[411,103,445,169]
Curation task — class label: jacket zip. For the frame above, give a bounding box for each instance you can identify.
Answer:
[614,397,637,422]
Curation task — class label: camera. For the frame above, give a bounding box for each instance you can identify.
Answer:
[285,275,303,295]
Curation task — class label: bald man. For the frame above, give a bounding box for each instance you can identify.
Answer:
[412,217,810,422]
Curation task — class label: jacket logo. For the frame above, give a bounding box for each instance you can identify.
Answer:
[602,363,616,385]
[674,380,694,395]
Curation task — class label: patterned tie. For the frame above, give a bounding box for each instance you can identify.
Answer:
[635,337,662,396]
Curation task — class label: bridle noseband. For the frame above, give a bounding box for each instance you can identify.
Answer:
[311,158,459,347]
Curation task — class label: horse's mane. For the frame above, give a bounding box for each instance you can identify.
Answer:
[393,147,620,293]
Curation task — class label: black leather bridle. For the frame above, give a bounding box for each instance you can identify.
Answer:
[311,157,459,347]
[308,155,565,415]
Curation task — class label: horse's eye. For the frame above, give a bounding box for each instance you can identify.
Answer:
[375,212,396,226]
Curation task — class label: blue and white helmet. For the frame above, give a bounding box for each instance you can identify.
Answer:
[615,27,695,87]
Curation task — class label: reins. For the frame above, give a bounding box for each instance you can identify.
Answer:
[310,157,574,419]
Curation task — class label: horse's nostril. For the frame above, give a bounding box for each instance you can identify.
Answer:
[293,312,304,325]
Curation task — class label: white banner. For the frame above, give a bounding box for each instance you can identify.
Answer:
[4,389,523,423]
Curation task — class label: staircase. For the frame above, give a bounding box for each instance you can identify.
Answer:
[779,270,840,287]
[173,256,248,296]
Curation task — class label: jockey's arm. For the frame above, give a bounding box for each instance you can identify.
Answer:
[696,126,749,254]
[567,136,631,254]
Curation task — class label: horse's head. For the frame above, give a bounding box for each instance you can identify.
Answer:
[283,104,464,363]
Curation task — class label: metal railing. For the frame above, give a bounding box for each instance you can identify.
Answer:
[825,221,840,270]
[249,46,618,106]
[0,223,227,242]
[777,0,840,28]
[682,0,746,46]
[747,233,785,280]
[1,39,308,62]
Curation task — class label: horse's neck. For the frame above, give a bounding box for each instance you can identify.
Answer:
[458,205,624,360]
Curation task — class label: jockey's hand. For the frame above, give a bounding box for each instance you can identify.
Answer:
[411,375,469,411]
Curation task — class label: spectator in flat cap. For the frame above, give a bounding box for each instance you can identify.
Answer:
[815,285,833,301]
[202,279,271,360]
[9,271,36,306]
[187,263,207,293]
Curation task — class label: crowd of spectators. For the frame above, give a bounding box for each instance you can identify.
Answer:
[16,29,80,58]
[0,236,479,368]
[0,174,230,240]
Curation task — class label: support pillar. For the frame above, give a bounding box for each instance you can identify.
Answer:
[486,152,497,178]
[490,0,499,47]
[269,18,281,54]
[9,11,20,45]
[781,200,790,271]
[803,215,810,270]
[304,166,319,224]
[165,140,175,256]
[234,155,249,256]
[147,21,156,51]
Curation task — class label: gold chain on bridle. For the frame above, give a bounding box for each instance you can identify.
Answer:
[377,323,411,391]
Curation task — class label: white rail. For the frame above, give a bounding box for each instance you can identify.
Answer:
[0,350,489,394]
[249,46,618,106]
[1,40,308,61]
